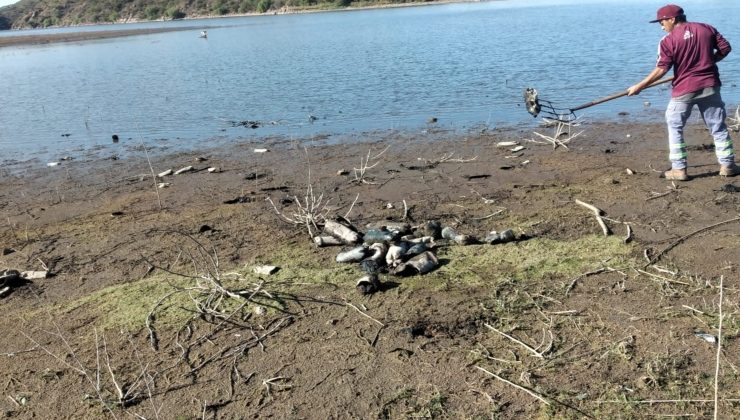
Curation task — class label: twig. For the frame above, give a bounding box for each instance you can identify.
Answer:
[714,276,724,420]
[402,200,409,221]
[575,199,610,236]
[344,193,360,220]
[346,302,384,327]
[484,323,544,359]
[140,139,163,211]
[635,269,691,286]
[648,217,740,264]
[565,268,609,296]
[475,366,550,405]
[471,209,506,221]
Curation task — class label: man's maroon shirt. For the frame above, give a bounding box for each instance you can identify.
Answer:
[656,22,732,97]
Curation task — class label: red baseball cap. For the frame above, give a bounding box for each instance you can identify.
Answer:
[650,4,684,23]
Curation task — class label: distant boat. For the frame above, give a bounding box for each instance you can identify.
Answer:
[199,30,208,39]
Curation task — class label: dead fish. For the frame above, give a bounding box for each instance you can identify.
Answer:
[0,269,21,286]
[404,242,428,258]
[336,246,369,263]
[356,274,381,295]
[393,251,439,276]
[415,220,442,239]
[524,88,540,117]
[386,243,409,267]
[360,259,381,275]
[368,243,388,262]
[363,227,399,244]
[441,227,477,245]
[314,235,344,247]
[324,219,361,244]
[485,229,516,245]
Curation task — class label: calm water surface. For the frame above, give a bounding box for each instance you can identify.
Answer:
[1,0,738,163]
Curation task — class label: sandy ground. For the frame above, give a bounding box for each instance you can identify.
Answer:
[0,120,739,418]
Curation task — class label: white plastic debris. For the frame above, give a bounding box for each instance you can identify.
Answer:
[174,166,194,175]
[694,333,717,344]
[47,162,60,167]
[254,148,269,153]
[157,169,173,177]
[253,265,279,275]
[21,271,49,280]
[496,141,518,147]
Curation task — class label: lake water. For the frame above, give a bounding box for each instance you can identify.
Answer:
[1,0,738,163]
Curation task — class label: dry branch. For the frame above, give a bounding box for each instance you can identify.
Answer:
[475,366,550,405]
[714,275,724,420]
[575,199,610,236]
[484,323,545,359]
[647,217,740,265]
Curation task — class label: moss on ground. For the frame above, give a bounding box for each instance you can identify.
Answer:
[52,235,636,331]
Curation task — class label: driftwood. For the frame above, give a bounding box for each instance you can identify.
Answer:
[574,199,610,236]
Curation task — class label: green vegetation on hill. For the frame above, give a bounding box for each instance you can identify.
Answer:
[0,0,431,30]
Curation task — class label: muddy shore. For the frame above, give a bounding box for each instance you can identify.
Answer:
[1,120,738,418]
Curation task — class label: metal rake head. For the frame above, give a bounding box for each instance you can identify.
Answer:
[523,87,577,123]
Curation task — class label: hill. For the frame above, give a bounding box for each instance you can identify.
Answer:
[0,0,429,29]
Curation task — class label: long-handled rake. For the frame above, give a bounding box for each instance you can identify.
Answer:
[524,76,674,122]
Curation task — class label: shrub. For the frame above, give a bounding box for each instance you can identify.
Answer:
[257,0,271,13]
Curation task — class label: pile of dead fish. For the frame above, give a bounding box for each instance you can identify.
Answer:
[314,217,518,295]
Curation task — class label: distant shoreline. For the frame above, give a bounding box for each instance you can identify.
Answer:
[0,26,210,47]
[0,0,478,47]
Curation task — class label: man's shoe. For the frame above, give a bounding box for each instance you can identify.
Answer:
[719,163,739,177]
[663,168,689,181]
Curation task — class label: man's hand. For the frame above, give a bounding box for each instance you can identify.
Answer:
[627,85,642,96]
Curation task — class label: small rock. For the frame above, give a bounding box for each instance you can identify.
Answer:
[207,167,221,173]
[112,134,119,143]
[625,168,635,175]
[427,117,438,124]
[336,169,349,176]
[198,225,213,233]
[174,166,194,175]
[510,145,525,152]
[643,101,651,107]
[157,169,173,177]
[253,306,267,316]
[253,265,279,275]
[47,162,60,167]
[496,141,518,147]
[254,148,269,153]
[195,157,208,162]
[157,183,170,189]
[2,248,14,256]
[625,134,631,138]
[386,202,394,209]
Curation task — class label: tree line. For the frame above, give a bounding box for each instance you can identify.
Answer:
[0,0,428,30]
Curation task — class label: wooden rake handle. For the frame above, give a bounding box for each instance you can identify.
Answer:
[570,76,674,112]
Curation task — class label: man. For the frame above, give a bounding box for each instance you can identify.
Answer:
[627,4,736,180]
